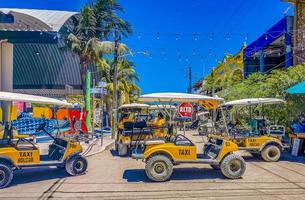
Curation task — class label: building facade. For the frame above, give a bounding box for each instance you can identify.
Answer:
[243,16,294,78]
[0,8,91,98]
[194,46,245,94]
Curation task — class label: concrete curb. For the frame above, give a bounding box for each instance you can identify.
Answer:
[83,139,114,157]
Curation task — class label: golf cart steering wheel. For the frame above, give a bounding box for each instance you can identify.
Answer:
[36,122,46,132]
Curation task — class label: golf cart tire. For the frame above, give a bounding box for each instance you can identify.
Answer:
[118,142,128,156]
[220,154,246,179]
[210,164,220,170]
[261,145,281,162]
[0,163,13,189]
[145,154,173,182]
[65,156,88,176]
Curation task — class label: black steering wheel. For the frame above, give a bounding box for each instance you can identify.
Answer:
[36,122,46,132]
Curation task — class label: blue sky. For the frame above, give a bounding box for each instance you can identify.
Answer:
[0,0,293,94]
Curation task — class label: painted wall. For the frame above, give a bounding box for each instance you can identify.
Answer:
[211,46,245,82]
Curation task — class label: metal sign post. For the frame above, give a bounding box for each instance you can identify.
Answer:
[91,82,107,146]
[178,102,193,135]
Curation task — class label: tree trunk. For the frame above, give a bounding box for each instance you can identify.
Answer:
[112,33,119,139]
[80,58,87,98]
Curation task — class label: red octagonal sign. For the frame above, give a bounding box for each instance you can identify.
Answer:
[178,102,193,117]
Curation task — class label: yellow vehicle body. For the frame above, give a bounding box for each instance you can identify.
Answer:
[62,138,83,160]
[236,135,282,149]
[0,137,82,167]
[132,135,246,181]
[208,133,283,162]
[143,139,239,162]
[117,129,170,145]
[209,134,283,151]
[0,147,40,165]
[144,143,197,161]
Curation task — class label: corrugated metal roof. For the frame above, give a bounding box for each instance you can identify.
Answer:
[13,38,97,97]
[0,8,77,32]
[13,40,81,88]
[13,89,82,98]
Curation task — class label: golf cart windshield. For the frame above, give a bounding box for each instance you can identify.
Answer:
[118,103,150,121]
[139,93,224,134]
[221,98,286,137]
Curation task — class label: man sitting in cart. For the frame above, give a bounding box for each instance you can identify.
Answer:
[150,112,166,137]
[119,113,131,131]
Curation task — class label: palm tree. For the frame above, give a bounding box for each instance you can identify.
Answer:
[97,59,140,126]
[67,5,130,96]
[67,0,132,135]
[89,0,132,137]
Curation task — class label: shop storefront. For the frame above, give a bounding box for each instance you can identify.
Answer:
[243,16,294,78]
[287,80,305,157]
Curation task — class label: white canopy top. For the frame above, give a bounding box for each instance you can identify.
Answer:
[222,98,286,106]
[0,91,71,106]
[197,111,210,116]
[118,103,150,110]
[149,105,177,110]
[139,93,223,103]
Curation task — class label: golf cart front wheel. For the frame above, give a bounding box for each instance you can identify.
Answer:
[261,145,281,162]
[145,155,173,182]
[0,164,13,189]
[65,156,88,176]
[220,154,246,179]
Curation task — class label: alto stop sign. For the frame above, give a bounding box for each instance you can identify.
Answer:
[178,102,193,117]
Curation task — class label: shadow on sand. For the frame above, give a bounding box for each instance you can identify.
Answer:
[242,152,305,164]
[11,167,69,186]
[123,167,225,183]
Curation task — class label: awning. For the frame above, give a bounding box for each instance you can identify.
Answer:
[286,81,305,94]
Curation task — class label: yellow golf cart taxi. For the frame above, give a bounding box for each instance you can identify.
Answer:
[132,93,246,182]
[116,103,152,156]
[217,98,287,162]
[0,92,87,189]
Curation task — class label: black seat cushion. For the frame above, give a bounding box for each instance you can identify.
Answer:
[124,122,134,129]
[134,121,147,129]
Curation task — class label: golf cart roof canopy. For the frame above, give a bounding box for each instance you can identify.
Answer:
[118,103,150,110]
[139,93,224,103]
[148,105,177,110]
[0,91,71,106]
[222,98,286,107]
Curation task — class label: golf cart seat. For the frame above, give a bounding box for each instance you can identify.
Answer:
[144,138,165,145]
[122,128,152,136]
[0,125,30,144]
[122,121,153,136]
[268,125,285,137]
